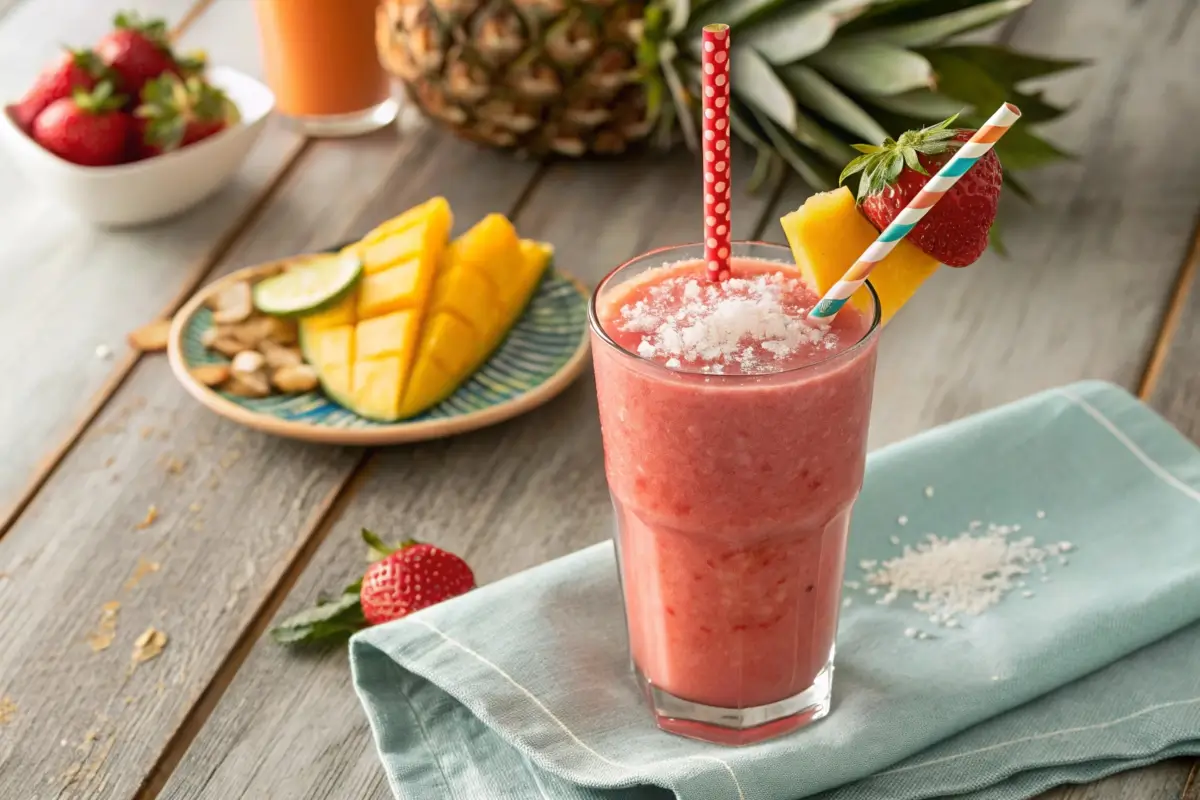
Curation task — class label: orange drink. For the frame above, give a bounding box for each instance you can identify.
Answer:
[253,0,397,137]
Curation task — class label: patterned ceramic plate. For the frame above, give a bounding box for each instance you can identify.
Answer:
[167,257,591,445]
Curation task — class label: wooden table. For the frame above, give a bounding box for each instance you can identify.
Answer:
[0,0,1197,797]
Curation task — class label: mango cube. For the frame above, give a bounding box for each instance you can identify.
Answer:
[780,187,939,327]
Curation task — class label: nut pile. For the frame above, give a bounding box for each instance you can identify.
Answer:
[195,280,320,398]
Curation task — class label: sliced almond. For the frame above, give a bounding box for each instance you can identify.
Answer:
[208,337,245,358]
[264,316,298,345]
[271,364,320,394]
[259,340,303,370]
[211,281,253,325]
[128,319,173,353]
[190,364,230,387]
[231,350,266,375]
[225,372,271,398]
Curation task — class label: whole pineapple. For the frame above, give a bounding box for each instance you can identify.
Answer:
[377,0,1081,191]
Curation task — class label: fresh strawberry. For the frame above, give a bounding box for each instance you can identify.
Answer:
[32,81,131,166]
[270,530,476,644]
[360,538,476,625]
[840,114,1003,267]
[95,11,178,97]
[134,73,239,157]
[11,48,110,132]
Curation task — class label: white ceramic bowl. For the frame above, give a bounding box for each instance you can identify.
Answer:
[0,66,275,228]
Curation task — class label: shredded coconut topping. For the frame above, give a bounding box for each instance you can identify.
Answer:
[617,273,837,373]
[861,521,1074,626]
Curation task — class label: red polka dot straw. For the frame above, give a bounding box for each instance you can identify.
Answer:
[701,23,731,283]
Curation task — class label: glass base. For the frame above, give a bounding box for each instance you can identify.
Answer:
[282,98,399,138]
[635,653,833,746]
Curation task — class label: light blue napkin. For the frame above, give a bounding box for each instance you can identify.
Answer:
[351,380,1200,800]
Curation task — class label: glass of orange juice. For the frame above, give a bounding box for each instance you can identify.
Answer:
[253,0,397,137]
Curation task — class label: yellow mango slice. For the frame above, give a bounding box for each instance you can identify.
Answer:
[301,294,357,329]
[398,215,552,419]
[355,310,420,363]
[298,198,453,421]
[320,363,353,408]
[431,263,501,340]
[780,187,939,327]
[357,260,422,318]
[352,357,404,422]
[303,324,354,371]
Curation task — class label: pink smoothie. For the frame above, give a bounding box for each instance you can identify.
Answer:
[592,257,878,714]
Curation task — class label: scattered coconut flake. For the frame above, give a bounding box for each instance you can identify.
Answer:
[969,520,982,530]
[897,515,908,526]
[924,486,934,498]
[95,344,113,360]
[859,559,877,570]
[616,273,837,373]
[859,520,1075,626]
[889,535,901,545]
[843,598,853,608]
[903,627,918,639]
[1036,510,1046,519]
[843,580,860,590]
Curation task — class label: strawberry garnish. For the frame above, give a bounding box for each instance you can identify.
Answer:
[95,11,178,97]
[134,73,239,156]
[31,81,131,167]
[11,48,111,132]
[271,530,475,644]
[840,114,1003,268]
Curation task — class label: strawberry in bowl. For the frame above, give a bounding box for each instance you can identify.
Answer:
[0,9,275,227]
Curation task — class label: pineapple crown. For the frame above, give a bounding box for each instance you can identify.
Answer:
[71,80,126,114]
[112,10,170,44]
[136,74,238,150]
[839,114,966,202]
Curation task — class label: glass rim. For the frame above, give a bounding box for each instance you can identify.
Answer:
[587,240,882,379]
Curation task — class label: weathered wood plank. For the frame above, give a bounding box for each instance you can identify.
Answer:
[1040,762,1194,800]
[0,0,306,528]
[766,0,1200,450]
[155,146,779,800]
[0,124,541,797]
[1145,226,1200,443]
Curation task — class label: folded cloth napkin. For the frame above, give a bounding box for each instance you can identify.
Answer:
[351,380,1200,800]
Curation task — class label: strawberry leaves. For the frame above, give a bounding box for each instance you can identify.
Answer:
[839,113,965,201]
[271,529,413,646]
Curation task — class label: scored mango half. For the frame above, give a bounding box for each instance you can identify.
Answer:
[297,199,552,422]
[780,187,940,327]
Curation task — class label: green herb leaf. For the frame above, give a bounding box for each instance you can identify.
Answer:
[838,153,873,184]
[271,591,365,645]
[901,146,927,175]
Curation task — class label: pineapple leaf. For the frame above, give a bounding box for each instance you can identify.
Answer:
[865,89,964,120]
[741,7,839,64]
[807,41,933,96]
[1001,170,1035,205]
[684,0,788,34]
[932,45,1088,84]
[666,0,692,35]
[1005,88,1072,124]
[660,45,700,152]
[779,63,889,143]
[729,48,798,132]
[748,148,776,193]
[729,97,772,150]
[921,49,1009,118]
[988,125,1073,170]
[748,105,840,190]
[850,0,1031,46]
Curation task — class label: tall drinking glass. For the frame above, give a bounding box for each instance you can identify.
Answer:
[589,242,880,745]
[253,0,397,137]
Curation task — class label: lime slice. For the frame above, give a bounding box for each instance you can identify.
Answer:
[253,253,364,318]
